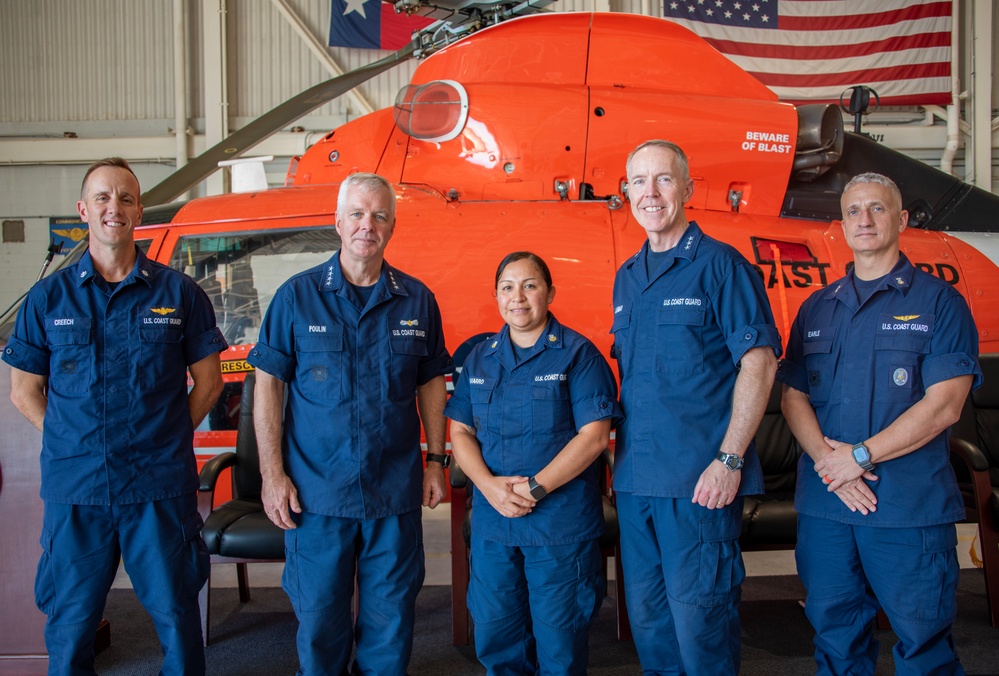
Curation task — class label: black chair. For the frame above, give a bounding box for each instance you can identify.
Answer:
[949,352,999,627]
[197,372,286,645]
[741,380,800,550]
[448,450,628,645]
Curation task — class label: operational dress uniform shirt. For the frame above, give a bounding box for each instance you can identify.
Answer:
[779,253,981,675]
[2,246,227,504]
[780,253,981,527]
[611,221,781,495]
[247,252,453,517]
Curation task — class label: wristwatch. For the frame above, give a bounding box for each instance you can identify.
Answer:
[528,476,548,501]
[851,443,875,472]
[716,451,744,471]
[425,453,451,469]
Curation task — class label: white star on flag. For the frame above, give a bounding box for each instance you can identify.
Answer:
[343,0,368,19]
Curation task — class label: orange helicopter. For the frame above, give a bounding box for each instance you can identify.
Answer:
[3,5,999,478]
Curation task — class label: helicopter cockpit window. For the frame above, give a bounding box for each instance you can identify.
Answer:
[168,227,340,346]
[393,80,469,143]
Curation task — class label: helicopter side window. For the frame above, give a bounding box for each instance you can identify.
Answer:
[168,227,340,346]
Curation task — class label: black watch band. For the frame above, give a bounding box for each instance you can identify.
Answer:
[528,476,548,501]
[425,453,451,468]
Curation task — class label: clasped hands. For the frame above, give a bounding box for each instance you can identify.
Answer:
[481,475,536,518]
[813,437,878,515]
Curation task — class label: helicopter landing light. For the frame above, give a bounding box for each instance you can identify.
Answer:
[393,80,469,143]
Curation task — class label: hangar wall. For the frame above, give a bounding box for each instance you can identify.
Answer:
[0,0,996,311]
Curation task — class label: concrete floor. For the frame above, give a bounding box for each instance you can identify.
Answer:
[112,505,984,590]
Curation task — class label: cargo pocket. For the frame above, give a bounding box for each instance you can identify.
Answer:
[531,381,571,435]
[656,305,705,374]
[282,528,301,610]
[913,524,959,622]
[295,325,344,403]
[802,330,835,404]
[181,511,210,594]
[389,336,428,401]
[34,527,55,614]
[873,333,929,406]
[469,379,496,435]
[696,513,742,607]
[139,325,185,391]
[46,318,93,395]
[610,310,630,366]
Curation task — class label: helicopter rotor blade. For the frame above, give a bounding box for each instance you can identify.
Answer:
[142,44,415,207]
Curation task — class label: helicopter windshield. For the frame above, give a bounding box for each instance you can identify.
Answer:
[167,227,340,346]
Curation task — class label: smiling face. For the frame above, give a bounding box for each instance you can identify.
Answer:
[77,165,142,254]
[627,144,694,251]
[495,257,556,344]
[840,180,907,264]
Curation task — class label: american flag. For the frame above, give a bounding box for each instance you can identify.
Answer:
[662,0,952,106]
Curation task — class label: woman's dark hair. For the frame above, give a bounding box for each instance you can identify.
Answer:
[494,251,553,289]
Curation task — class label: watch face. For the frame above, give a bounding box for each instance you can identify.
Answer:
[852,445,869,462]
[718,453,743,470]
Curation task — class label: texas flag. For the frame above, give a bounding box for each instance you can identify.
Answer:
[329,0,434,50]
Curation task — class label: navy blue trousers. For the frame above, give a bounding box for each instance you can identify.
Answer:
[37,495,208,676]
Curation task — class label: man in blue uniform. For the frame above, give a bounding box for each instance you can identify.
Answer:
[248,172,453,675]
[780,172,980,674]
[3,157,226,675]
[611,140,780,674]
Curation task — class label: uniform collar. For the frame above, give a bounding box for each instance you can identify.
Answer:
[321,251,409,298]
[75,245,156,288]
[824,252,915,309]
[483,313,565,371]
[625,221,702,284]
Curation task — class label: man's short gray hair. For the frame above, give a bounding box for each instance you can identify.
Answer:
[626,140,690,182]
[843,172,903,210]
[336,173,396,216]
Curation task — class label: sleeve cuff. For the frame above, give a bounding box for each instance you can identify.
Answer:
[246,342,296,382]
[922,351,982,391]
[1,336,50,375]
[726,323,782,365]
[443,397,475,427]
[776,358,809,394]
[571,394,624,431]
[417,350,455,387]
[184,327,228,365]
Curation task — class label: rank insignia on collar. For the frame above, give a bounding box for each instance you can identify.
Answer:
[141,269,149,277]
[491,341,498,348]
[80,270,87,278]
[684,235,694,250]
[547,334,557,343]
[895,276,906,286]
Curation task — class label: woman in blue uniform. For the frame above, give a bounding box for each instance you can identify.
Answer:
[445,251,622,675]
